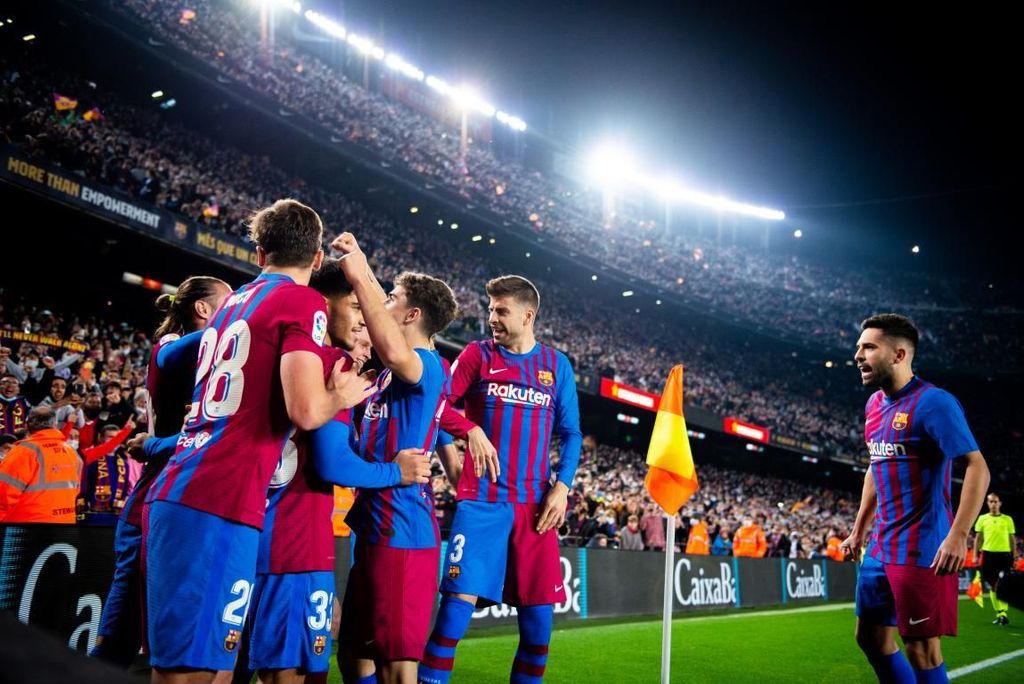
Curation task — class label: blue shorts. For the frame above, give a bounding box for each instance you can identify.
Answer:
[144,501,259,670]
[855,555,897,627]
[440,500,565,607]
[93,519,143,666]
[248,571,334,673]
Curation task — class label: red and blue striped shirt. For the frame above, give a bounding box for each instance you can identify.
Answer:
[345,348,448,549]
[865,376,979,567]
[442,340,582,504]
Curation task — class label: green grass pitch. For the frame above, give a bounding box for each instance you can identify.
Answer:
[325,600,1023,682]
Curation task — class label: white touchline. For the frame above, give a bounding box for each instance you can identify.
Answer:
[949,648,1024,679]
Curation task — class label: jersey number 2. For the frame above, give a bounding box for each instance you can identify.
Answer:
[191,319,252,421]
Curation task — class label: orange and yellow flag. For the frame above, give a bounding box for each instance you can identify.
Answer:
[644,365,698,514]
[53,93,78,111]
[967,571,984,607]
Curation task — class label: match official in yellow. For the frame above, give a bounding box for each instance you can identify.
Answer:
[973,492,1016,625]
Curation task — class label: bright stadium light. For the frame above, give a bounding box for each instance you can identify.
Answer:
[912,244,920,254]
[385,53,425,81]
[585,143,636,187]
[409,206,419,214]
[622,290,634,297]
[304,10,346,39]
[151,90,164,99]
[472,235,482,242]
[452,87,496,118]
[793,229,803,238]
[22,33,35,42]
[426,75,452,96]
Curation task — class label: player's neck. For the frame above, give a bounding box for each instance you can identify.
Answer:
[261,265,311,286]
[881,370,915,398]
[406,329,431,351]
[500,332,537,355]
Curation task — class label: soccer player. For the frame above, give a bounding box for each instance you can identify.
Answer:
[419,275,582,684]
[245,259,432,684]
[92,276,231,668]
[973,492,1016,625]
[331,232,458,684]
[842,314,990,684]
[144,200,375,684]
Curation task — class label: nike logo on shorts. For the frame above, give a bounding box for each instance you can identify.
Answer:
[908,617,930,625]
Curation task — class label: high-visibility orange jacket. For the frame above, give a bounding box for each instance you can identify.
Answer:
[733,524,768,558]
[0,428,82,523]
[826,536,845,562]
[332,486,354,537]
[685,522,711,555]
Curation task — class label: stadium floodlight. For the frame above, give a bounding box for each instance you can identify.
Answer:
[472,235,483,242]
[585,143,637,188]
[452,87,496,118]
[912,244,920,254]
[656,299,662,305]
[450,222,459,229]
[506,116,527,132]
[22,34,35,42]
[488,238,496,244]
[151,90,164,99]
[409,206,419,214]
[426,75,452,96]
[304,10,346,39]
[437,219,444,225]
[658,182,785,220]
[591,275,598,281]
[347,33,376,56]
[622,290,634,297]
[385,53,425,81]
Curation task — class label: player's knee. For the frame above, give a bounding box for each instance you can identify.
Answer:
[854,623,892,656]
[903,638,942,669]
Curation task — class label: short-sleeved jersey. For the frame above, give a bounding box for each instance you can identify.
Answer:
[448,340,582,504]
[865,376,979,567]
[150,273,327,529]
[346,348,447,549]
[975,513,1016,553]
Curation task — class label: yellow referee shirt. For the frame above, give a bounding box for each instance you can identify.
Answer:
[975,513,1016,553]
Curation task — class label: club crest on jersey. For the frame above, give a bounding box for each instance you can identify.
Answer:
[312,310,328,347]
[448,565,461,580]
[538,370,554,387]
[891,412,909,430]
[313,635,327,655]
[224,629,241,652]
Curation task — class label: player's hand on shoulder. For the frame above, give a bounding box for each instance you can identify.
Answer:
[328,357,376,409]
[467,426,499,483]
[394,447,431,485]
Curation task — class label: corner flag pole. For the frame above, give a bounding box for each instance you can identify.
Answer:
[661,514,676,684]
[644,365,699,684]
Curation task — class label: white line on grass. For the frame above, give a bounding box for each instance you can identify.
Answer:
[949,648,1024,680]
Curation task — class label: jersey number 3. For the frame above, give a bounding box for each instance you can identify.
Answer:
[190,320,252,421]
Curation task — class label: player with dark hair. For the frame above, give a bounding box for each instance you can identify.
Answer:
[843,313,990,684]
[419,274,582,684]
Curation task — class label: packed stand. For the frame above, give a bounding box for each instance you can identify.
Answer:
[110,0,1024,368]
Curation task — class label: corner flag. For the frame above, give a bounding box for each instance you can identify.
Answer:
[644,365,698,514]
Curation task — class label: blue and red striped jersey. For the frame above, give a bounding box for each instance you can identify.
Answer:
[865,376,979,567]
[443,340,582,504]
[345,347,448,549]
[149,273,327,529]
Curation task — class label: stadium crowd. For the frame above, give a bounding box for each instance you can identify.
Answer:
[0,47,869,461]
[107,0,1024,369]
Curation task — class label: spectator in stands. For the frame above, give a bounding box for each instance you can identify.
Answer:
[712,529,733,556]
[79,424,134,517]
[733,518,768,558]
[101,381,133,427]
[825,530,844,562]
[620,515,645,551]
[0,406,81,523]
[0,373,31,436]
[640,504,666,552]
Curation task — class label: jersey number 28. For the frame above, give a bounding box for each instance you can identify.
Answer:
[190,319,252,421]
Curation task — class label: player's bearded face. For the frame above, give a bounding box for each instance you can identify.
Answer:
[854,328,895,387]
[488,295,529,346]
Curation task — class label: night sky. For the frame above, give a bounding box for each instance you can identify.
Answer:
[318,1,1022,278]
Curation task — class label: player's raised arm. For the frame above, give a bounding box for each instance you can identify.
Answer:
[331,232,424,385]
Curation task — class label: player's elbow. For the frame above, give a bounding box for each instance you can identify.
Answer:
[287,403,326,432]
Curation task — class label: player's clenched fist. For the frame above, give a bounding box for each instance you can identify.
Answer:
[394,448,432,485]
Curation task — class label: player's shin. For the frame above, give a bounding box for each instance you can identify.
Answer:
[417,595,476,684]
[510,605,553,684]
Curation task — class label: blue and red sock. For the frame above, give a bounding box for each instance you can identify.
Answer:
[867,650,915,684]
[913,662,948,684]
[510,605,553,684]
[418,595,476,684]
